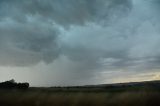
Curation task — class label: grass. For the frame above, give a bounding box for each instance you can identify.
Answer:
[0,88,160,106]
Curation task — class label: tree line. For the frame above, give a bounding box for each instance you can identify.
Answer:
[0,79,29,89]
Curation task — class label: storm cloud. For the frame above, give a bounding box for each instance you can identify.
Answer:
[0,0,132,25]
[0,0,160,86]
[0,0,132,66]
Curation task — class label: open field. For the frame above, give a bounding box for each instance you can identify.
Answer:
[1,80,160,106]
[0,87,160,106]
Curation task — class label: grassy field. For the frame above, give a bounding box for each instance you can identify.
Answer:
[0,88,160,106]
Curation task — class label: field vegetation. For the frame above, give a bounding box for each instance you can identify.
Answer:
[0,87,160,106]
[1,80,160,106]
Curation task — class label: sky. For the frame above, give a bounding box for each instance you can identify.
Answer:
[0,0,160,86]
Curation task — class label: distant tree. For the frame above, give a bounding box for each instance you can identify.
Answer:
[8,79,15,83]
[17,83,29,89]
[0,79,29,89]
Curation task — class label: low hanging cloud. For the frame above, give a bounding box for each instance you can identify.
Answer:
[0,18,60,66]
[1,0,160,86]
[59,0,160,73]
[0,0,132,66]
[0,0,160,81]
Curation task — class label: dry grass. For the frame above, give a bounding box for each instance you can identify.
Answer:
[0,89,160,106]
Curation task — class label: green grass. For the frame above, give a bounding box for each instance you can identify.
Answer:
[0,88,160,106]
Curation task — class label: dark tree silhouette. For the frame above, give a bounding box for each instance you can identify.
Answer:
[17,83,29,89]
[0,79,29,89]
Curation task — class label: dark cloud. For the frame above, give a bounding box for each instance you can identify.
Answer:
[0,18,60,66]
[58,0,160,75]
[0,0,159,75]
[0,0,132,25]
[0,0,132,66]
[1,0,160,86]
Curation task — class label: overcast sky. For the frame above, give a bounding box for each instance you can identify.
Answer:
[0,0,160,86]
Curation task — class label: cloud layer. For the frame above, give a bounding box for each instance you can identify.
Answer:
[0,0,132,66]
[0,0,160,86]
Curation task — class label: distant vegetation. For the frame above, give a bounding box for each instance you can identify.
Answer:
[0,79,29,89]
[0,89,160,106]
[0,80,160,106]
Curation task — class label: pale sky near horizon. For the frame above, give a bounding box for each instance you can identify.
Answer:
[0,0,160,86]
